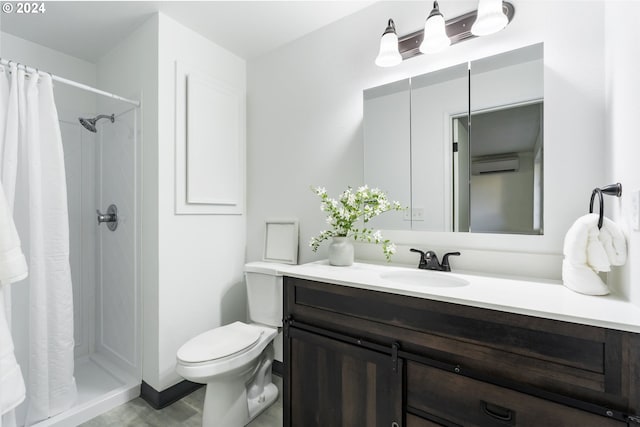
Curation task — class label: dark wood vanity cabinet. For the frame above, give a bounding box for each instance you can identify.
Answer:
[283,276,640,427]
[288,327,403,426]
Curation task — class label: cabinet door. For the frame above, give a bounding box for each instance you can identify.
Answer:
[285,326,403,427]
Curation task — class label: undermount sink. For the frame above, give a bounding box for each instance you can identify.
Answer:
[380,270,469,288]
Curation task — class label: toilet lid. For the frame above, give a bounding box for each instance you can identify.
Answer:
[177,321,263,363]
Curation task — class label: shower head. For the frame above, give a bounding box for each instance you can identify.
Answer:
[78,114,114,133]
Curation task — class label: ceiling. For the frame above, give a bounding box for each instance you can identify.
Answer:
[469,102,543,157]
[0,1,374,62]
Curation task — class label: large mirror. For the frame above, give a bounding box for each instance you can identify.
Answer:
[363,43,543,234]
[363,79,411,230]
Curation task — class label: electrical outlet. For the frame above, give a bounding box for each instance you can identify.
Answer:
[632,190,640,231]
[403,208,425,221]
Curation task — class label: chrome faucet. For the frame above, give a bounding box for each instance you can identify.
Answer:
[410,249,460,272]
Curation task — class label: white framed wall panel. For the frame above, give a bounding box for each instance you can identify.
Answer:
[175,61,245,215]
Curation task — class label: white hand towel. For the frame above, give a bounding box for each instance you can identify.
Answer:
[587,225,610,272]
[563,214,609,270]
[562,260,610,296]
[562,213,627,295]
[599,216,627,266]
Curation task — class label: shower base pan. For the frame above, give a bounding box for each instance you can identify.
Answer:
[33,355,139,426]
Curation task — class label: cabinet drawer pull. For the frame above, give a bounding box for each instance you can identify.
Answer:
[481,400,514,423]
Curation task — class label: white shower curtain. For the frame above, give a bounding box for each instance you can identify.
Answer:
[0,65,76,425]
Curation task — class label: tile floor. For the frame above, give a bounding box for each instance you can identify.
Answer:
[79,375,283,427]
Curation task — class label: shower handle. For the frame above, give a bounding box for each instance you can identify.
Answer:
[97,204,118,231]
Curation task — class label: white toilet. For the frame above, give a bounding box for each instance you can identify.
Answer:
[176,261,285,427]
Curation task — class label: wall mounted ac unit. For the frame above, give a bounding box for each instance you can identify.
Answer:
[471,155,519,175]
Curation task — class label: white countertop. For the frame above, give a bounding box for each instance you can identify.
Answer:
[278,261,640,334]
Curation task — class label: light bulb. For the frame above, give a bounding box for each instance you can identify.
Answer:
[471,0,508,36]
[375,19,402,67]
[419,1,451,54]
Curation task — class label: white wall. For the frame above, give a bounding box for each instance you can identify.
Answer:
[470,152,534,233]
[604,2,640,303]
[247,1,606,280]
[0,33,97,115]
[157,13,247,391]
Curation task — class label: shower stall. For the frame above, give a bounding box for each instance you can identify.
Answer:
[2,57,142,426]
[58,105,141,426]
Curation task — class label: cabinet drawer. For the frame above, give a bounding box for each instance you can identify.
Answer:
[407,361,625,427]
[406,413,452,427]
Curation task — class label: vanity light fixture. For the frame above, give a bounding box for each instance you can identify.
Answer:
[472,0,509,36]
[375,19,403,67]
[375,1,515,67]
[420,1,451,54]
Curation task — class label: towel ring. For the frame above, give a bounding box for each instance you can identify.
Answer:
[589,189,604,229]
[588,183,622,229]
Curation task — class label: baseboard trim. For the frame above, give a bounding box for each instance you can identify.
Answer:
[273,360,283,377]
[140,380,203,410]
[141,362,284,410]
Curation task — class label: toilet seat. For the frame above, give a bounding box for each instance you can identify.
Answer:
[177,321,263,364]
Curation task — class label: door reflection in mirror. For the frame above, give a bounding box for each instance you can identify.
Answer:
[453,101,543,234]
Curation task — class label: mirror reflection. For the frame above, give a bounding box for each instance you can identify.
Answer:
[363,43,543,235]
[363,79,411,230]
[455,102,543,234]
[410,64,468,232]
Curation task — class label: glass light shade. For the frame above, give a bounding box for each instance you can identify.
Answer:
[375,30,402,67]
[471,0,508,36]
[419,12,450,54]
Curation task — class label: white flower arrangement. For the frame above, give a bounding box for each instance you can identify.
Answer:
[309,186,405,261]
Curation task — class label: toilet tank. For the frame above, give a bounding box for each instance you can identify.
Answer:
[244,262,285,327]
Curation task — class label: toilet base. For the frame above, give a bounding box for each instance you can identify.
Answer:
[201,380,278,427]
[198,343,278,427]
[202,378,248,427]
[247,382,278,423]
